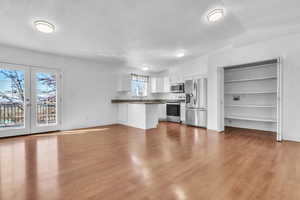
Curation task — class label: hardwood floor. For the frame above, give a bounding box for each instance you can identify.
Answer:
[0,122,300,200]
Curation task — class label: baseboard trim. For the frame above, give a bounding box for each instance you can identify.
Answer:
[61,123,117,131]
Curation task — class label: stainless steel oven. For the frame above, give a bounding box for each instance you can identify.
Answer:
[170,83,184,93]
[166,102,181,122]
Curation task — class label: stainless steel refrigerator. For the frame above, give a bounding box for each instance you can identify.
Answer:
[185,78,207,127]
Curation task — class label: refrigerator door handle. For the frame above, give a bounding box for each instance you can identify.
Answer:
[194,82,197,106]
[186,94,191,103]
[194,80,198,107]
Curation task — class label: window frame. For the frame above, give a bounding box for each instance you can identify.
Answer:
[131,73,149,97]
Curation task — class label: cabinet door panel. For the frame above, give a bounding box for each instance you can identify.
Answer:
[151,77,157,93]
[159,104,166,119]
[118,104,128,124]
[151,77,170,93]
[164,77,170,92]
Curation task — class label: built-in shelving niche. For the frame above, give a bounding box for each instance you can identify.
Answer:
[224,61,279,133]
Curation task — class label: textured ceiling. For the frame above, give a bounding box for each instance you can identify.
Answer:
[0,0,299,71]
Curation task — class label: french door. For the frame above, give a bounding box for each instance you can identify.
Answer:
[0,63,61,137]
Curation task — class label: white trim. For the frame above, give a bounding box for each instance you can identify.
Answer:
[225,105,276,108]
[277,57,283,141]
[218,67,225,131]
[0,61,61,71]
[224,76,277,83]
[225,115,277,123]
[224,91,277,95]
[223,62,276,72]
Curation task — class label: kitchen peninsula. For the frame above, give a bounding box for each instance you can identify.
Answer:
[111,99,165,130]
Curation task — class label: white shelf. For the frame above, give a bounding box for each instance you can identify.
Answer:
[224,76,277,83]
[224,62,278,132]
[225,115,277,123]
[225,63,277,72]
[225,91,277,95]
[225,104,276,108]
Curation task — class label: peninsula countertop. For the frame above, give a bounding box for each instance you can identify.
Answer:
[111,99,185,104]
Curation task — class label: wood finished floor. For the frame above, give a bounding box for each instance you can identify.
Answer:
[0,122,300,200]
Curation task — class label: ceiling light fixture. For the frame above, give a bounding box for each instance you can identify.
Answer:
[176,52,185,58]
[142,67,149,71]
[207,8,225,23]
[34,20,55,33]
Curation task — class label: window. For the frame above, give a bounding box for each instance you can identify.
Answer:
[131,74,149,97]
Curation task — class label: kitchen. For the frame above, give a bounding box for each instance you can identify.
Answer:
[112,73,207,130]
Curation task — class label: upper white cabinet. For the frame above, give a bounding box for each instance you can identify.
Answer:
[151,76,170,93]
[169,75,184,84]
[163,77,170,92]
[117,74,131,92]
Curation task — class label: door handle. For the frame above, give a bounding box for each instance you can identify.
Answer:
[26,98,31,106]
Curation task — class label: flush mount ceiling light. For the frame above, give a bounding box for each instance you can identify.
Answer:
[176,52,185,58]
[142,66,149,71]
[176,50,186,58]
[207,8,225,23]
[34,20,55,33]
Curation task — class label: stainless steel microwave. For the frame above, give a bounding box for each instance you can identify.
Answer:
[170,83,184,93]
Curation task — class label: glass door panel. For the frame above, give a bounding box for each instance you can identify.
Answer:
[31,68,61,133]
[36,72,57,126]
[0,64,30,137]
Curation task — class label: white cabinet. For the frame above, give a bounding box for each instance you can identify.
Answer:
[170,75,184,84]
[180,102,186,122]
[117,103,160,129]
[117,75,131,92]
[150,77,159,93]
[151,77,170,93]
[163,77,170,92]
[117,103,128,124]
[158,104,166,120]
[169,76,177,84]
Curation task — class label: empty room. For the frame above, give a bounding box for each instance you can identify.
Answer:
[0,0,300,199]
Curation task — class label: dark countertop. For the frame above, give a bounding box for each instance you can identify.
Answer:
[111,99,185,104]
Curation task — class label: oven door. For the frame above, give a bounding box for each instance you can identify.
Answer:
[166,103,181,122]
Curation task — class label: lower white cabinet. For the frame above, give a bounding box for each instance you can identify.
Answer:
[117,103,128,124]
[180,102,186,122]
[158,104,166,121]
[117,103,160,129]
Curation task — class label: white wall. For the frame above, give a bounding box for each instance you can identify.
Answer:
[207,32,300,142]
[167,55,208,79]
[169,30,300,142]
[0,44,121,130]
